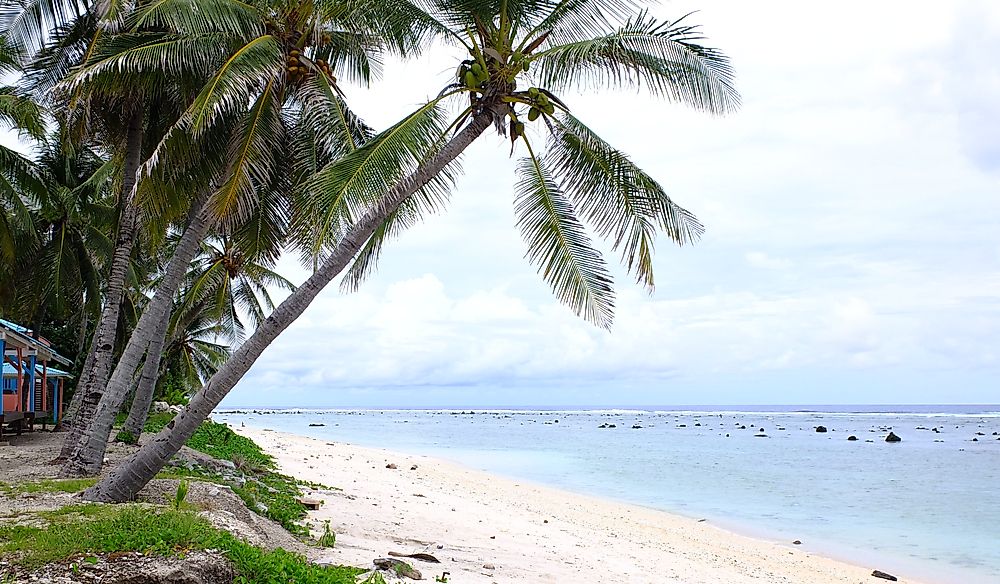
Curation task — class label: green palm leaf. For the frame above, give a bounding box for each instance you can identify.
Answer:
[127,0,264,39]
[298,98,456,262]
[209,79,284,226]
[546,113,703,289]
[515,142,614,328]
[532,10,738,113]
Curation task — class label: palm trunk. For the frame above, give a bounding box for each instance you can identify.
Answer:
[119,307,171,441]
[82,111,493,502]
[59,111,144,455]
[61,196,213,477]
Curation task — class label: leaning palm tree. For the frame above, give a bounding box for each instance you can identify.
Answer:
[60,0,437,477]
[84,0,738,501]
[118,233,294,440]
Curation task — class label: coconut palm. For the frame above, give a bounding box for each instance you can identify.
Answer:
[7,133,116,347]
[83,0,738,501]
[0,35,45,301]
[60,0,437,477]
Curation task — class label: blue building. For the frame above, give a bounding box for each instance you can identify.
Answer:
[1,318,73,438]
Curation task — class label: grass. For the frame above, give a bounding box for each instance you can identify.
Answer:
[0,478,98,496]
[138,413,310,536]
[0,504,362,583]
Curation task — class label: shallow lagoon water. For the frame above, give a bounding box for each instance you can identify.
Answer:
[215,405,1000,583]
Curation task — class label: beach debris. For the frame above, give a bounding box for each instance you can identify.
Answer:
[389,551,441,564]
[872,569,898,581]
[374,558,422,580]
[483,563,496,570]
[815,426,828,433]
[848,435,858,441]
[299,496,322,510]
[792,540,801,545]
[410,464,418,470]
[386,463,398,469]
[885,432,901,443]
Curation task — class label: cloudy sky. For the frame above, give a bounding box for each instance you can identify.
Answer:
[10,1,997,407]
[224,0,1000,408]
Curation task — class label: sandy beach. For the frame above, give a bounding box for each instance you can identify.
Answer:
[236,426,927,584]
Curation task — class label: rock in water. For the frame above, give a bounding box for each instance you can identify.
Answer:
[885,432,901,443]
[847,435,858,441]
[872,569,898,581]
[308,423,325,427]
[816,426,828,433]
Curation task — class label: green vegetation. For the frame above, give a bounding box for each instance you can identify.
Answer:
[317,520,336,548]
[172,480,190,511]
[393,562,414,578]
[114,430,137,444]
[0,504,361,583]
[141,413,310,535]
[0,478,98,496]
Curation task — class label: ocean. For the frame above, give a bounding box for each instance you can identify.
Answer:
[214,405,1000,583]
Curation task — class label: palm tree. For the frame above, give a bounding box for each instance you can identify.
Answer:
[7,133,115,348]
[83,0,738,501]
[119,234,294,440]
[0,35,45,303]
[60,0,433,476]
[3,1,194,440]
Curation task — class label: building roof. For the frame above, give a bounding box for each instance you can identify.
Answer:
[0,318,73,367]
[3,362,73,378]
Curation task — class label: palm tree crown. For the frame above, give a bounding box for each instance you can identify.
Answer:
[306,0,739,328]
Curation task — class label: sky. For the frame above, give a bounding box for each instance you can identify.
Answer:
[224,0,1000,408]
[8,1,999,407]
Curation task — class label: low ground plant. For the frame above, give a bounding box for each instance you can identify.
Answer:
[0,504,361,583]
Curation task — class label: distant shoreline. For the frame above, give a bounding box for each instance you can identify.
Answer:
[218,403,1000,415]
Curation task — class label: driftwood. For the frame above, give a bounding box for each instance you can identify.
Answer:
[872,570,898,581]
[388,551,441,563]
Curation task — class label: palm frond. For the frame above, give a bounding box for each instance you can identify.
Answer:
[546,113,703,289]
[514,141,614,328]
[532,10,739,114]
[127,0,264,39]
[208,79,283,226]
[0,0,83,57]
[297,98,455,264]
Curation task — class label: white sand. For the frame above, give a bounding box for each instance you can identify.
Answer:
[237,427,926,584]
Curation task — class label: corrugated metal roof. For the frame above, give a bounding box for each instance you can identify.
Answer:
[0,318,74,367]
[2,362,73,378]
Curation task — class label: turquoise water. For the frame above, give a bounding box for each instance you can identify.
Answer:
[214,405,1000,583]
